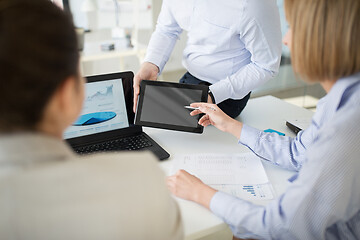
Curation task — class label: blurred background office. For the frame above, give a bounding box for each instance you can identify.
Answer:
[66,0,325,111]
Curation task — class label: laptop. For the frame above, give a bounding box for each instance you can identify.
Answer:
[64,71,170,161]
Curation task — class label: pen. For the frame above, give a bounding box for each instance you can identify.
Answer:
[184,106,200,110]
[184,106,216,111]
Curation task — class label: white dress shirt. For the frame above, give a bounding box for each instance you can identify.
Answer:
[210,73,360,239]
[144,0,282,103]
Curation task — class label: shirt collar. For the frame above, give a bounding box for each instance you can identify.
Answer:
[324,72,360,113]
[0,132,75,169]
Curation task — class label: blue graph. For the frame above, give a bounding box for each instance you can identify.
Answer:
[86,84,113,102]
[242,185,256,197]
[73,112,117,126]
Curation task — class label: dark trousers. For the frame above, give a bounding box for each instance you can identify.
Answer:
[179,72,251,118]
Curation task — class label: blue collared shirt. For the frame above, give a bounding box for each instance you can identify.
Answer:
[210,73,360,239]
[144,0,282,103]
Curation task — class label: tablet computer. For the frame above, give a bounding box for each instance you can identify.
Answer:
[135,80,209,133]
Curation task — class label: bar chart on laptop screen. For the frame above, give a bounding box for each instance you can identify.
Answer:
[63,79,129,139]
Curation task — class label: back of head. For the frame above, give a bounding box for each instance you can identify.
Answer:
[0,0,79,132]
[284,0,360,82]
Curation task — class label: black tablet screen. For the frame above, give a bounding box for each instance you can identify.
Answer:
[140,85,202,127]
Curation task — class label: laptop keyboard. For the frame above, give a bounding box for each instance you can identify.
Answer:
[74,134,153,154]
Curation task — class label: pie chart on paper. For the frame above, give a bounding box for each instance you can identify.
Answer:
[73,112,117,126]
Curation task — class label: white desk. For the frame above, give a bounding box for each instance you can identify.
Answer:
[143,96,314,239]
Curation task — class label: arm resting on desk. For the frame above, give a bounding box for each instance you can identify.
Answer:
[239,124,315,171]
[167,170,218,209]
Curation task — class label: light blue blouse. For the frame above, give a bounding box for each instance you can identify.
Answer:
[210,73,360,239]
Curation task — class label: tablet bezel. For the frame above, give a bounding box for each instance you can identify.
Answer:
[135,80,209,133]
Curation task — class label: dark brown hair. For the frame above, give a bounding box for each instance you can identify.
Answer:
[0,0,79,131]
[284,0,360,82]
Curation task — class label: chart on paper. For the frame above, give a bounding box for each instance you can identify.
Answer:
[211,184,274,200]
[171,152,275,200]
[172,152,270,185]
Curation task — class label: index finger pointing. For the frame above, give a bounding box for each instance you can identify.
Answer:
[190,102,209,108]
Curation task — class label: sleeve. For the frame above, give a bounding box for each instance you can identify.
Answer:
[210,121,360,239]
[143,0,183,74]
[209,1,282,103]
[239,123,317,171]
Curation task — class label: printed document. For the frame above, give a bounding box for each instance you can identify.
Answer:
[171,152,274,200]
[171,152,269,185]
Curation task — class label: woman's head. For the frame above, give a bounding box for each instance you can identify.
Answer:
[0,0,81,132]
[284,0,360,82]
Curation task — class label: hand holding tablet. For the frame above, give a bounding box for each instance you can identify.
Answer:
[135,81,209,133]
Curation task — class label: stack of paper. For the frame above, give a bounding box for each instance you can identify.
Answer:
[171,152,274,200]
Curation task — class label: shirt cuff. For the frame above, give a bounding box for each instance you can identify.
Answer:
[210,191,254,229]
[239,124,262,148]
[209,78,232,104]
[209,76,250,104]
[210,191,238,217]
[143,54,166,75]
[210,191,268,239]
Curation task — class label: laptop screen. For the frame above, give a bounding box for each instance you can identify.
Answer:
[64,78,130,139]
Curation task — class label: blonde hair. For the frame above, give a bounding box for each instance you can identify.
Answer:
[284,0,360,82]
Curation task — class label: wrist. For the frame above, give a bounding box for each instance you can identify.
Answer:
[193,184,217,209]
[226,119,243,139]
[144,61,160,74]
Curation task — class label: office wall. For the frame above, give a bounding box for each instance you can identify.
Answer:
[69,0,153,30]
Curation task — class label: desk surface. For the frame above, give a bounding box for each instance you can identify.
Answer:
[144,96,314,239]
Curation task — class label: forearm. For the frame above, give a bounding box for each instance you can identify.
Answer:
[210,63,274,104]
[144,1,182,73]
[240,124,307,171]
[144,31,179,73]
[210,191,269,239]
